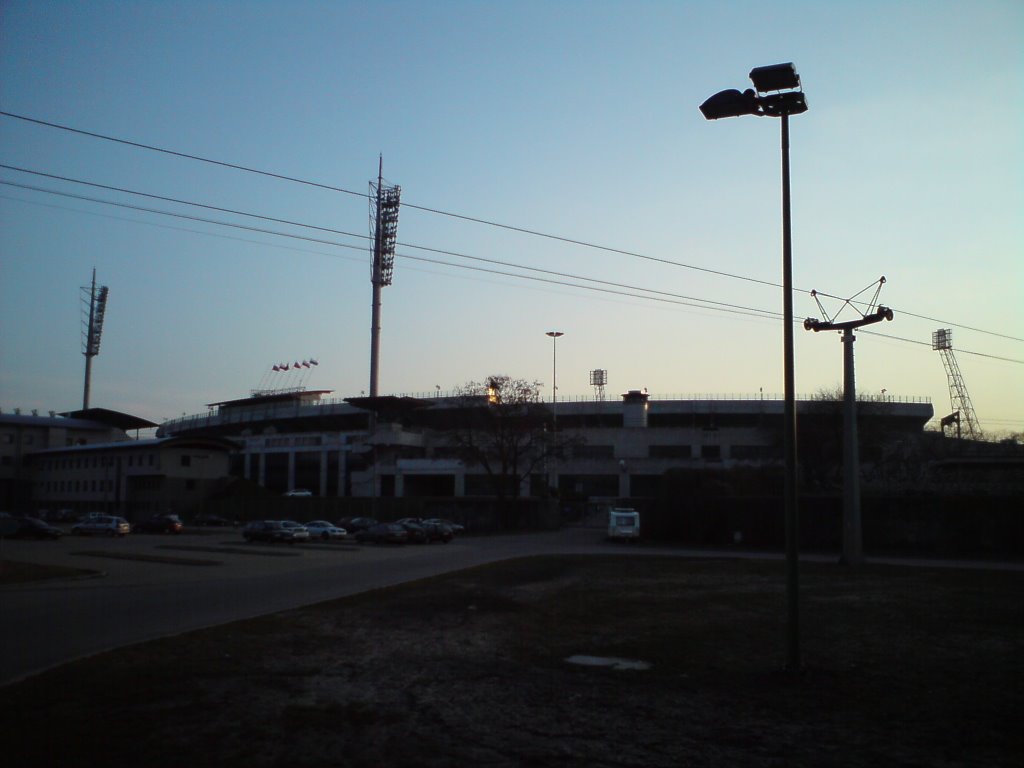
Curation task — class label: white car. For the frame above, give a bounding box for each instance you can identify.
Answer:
[71,515,131,537]
[304,520,347,541]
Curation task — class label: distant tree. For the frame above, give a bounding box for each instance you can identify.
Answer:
[445,376,581,503]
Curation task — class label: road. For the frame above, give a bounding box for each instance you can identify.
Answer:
[0,527,626,686]
[2,527,1020,687]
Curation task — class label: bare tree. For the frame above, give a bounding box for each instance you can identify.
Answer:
[445,376,580,501]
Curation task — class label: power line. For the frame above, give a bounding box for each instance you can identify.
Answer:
[0,179,782,322]
[4,110,1020,343]
[811,288,1024,344]
[4,175,1021,367]
[0,166,783,321]
[0,111,368,200]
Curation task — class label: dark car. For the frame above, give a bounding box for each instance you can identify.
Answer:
[422,518,465,535]
[397,517,453,544]
[135,514,184,534]
[242,520,309,544]
[421,520,454,543]
[338,517,378,533]
[395,520,429,544]
[1,517,64,540]
[355,523,409,545]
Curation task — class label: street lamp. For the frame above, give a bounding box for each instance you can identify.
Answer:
[701,62,807,672]
[545,331,564,430]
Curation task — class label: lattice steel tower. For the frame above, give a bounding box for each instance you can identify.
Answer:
[932,328,981,440]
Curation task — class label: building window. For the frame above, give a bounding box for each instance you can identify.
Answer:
[572,444,615,459]
[731,445,774,461]
[649,445,692,459]
[701,445,722,461]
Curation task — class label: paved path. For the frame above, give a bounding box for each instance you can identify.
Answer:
[2,527,1020,686]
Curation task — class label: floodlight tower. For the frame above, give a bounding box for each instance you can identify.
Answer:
[81,268,109,409]
[590,369,608,401]
[932,329,981,440]
[368,157,401,398]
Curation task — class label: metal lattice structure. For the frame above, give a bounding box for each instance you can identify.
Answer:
[589,369,607,401]
[932,328,982,440]
[370,184,401,286]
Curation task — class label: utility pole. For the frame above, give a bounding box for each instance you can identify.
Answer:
[805,278,893,565]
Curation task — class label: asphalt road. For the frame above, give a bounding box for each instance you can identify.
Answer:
[0,527,630,686]
[3,527,1020,687]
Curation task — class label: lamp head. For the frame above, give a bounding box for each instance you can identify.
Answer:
[748,63,801,93]
[699,88,762,120]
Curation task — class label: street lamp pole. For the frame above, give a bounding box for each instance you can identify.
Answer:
[780,110,800,671]
[546,331,564,430]
[701,63,807,672]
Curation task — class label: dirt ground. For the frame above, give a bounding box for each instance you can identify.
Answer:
[2,554,1022,767]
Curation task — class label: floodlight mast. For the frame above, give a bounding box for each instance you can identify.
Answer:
[700,61,806,672]
[81,268,109,410]
[368,156,401,399]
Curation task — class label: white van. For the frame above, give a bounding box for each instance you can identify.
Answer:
[607,508,640,541]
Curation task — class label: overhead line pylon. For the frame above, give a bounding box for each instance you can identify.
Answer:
[804,276,893,567]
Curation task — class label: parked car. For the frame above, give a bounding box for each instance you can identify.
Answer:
[242,520,309,544]
[420,520,454,543]
[355,523,409,544]
[1,516,64,540]
[283,488,313,497]
[304,520,347,540]
[422,518,465,534]
[71,515,131,537]
[395,519,429,544]
[192,513,233,527]
[338,517,378,533]
[280,520,311,537]
[76,511,106,523]
[135,514,184,534]
[38,508,76,523]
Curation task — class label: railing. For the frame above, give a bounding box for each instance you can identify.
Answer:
[159,391,933,435]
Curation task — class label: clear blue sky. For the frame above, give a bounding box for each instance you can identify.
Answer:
[1,1,1021,436]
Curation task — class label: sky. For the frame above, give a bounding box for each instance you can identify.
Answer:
[1,0,1021,437]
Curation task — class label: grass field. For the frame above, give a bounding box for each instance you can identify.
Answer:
[2,555,1021,767]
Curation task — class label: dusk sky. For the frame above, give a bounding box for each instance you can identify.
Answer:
[1,1,1021,436]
